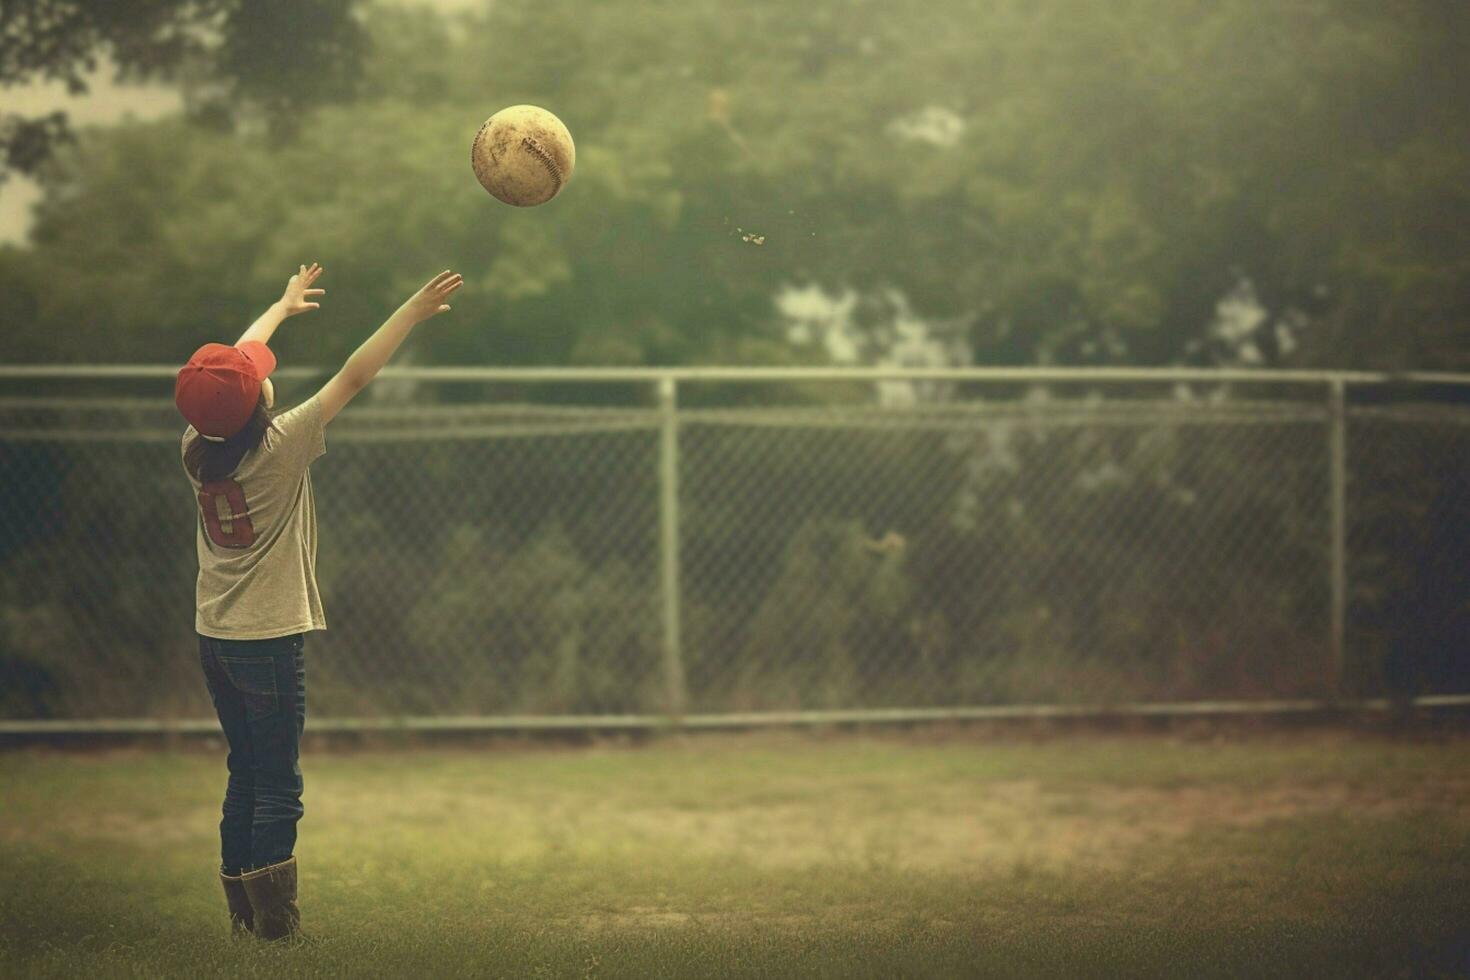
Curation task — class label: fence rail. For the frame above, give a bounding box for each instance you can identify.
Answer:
[4,363,1470,383]
[2,366,1467,732]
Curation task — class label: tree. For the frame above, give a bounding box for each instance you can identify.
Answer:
[0,0,368,182]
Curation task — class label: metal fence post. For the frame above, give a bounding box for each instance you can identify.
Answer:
[658,375,687,719]
[1328,378,1347,701]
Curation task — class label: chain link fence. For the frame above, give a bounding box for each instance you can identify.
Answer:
[1,368,1466,728]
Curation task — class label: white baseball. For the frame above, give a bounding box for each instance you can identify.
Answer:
[471,105,576,207]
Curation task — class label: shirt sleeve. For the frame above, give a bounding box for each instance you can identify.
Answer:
[268,396,327,471]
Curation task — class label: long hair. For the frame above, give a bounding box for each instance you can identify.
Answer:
[184,396,276,483]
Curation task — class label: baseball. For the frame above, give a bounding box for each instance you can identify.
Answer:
[471,105,576,207]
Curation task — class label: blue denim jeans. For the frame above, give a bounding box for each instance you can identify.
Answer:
[198,633,306,873]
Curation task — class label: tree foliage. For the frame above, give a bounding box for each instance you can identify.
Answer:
[0,0,368,179]
[1,0,1466,371]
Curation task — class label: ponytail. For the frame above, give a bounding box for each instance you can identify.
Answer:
[184,396,275,482]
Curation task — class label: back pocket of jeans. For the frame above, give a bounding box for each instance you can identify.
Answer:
[217,656,279,721]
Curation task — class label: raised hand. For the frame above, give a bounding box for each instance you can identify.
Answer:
[315,269,468,426]
[279,263,326,316]
[401,270,464,323]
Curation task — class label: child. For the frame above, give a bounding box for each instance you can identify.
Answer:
[175,264,463,940]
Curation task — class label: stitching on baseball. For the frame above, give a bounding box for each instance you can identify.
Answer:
[521,136,563,195]
[471,120,493,169]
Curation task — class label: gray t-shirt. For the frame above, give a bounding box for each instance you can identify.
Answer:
[182,397,328,639]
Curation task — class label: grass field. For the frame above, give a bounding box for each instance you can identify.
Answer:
[2,729,1468,978]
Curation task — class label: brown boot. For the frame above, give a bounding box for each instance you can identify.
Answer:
[240,857,300,941]
[219,870,254,935]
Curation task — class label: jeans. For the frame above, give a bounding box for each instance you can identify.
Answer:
[198,633,306,873]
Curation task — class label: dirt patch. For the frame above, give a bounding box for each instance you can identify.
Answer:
[564,777,1468,876]
[566,907,975,935]
[574,907,695,930]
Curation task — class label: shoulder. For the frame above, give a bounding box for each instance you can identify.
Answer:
[263,396,327,462]
[272,396,324,431]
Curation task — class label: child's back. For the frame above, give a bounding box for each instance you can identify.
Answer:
[183,397,327,640]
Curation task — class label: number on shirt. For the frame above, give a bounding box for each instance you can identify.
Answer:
[199,480,255,548]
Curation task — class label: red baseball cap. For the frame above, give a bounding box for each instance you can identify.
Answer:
[175,341,277,439]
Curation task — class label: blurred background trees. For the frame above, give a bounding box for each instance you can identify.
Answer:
[1,0,1466,372]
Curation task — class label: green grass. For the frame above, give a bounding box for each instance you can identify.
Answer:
[2,730,1468,978]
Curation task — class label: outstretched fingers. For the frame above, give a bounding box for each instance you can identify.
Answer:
[435,274,458,312]
[438,275,464,312]
[430,272,464,301]
[415,270,463,315]
[284,262,326,312]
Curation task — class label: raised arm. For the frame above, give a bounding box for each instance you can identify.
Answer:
[237,263,325,347]
[316,270,464,425]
